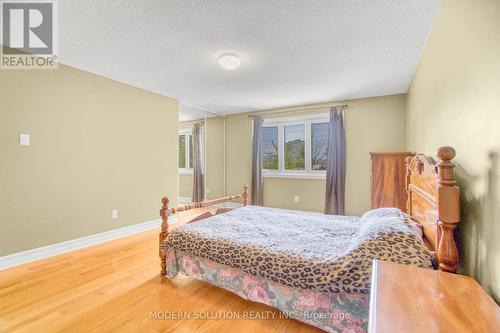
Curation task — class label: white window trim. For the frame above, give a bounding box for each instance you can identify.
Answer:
[178,128,204,175]
[262,114,329,180]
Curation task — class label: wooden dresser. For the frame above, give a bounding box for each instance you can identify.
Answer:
[369,260,500,333]
[370,151,412,211]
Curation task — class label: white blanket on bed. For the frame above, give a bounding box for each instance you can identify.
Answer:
[162,205,432,293]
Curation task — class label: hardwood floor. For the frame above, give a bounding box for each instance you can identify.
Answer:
[0,209,319,333]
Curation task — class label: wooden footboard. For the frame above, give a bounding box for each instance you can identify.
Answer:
[159,185,249,275]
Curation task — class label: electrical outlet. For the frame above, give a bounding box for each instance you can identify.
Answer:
[294,195,299,203]
[20,134,30,146]
[111,209,118,220]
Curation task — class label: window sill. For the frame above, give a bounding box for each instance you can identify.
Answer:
[263,172,326,180]
[178,170,193,175]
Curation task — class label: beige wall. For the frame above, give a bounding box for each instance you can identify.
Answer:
[0,64,178,256]
[406,0,500,301]
[226,94,407,215]
[205,117,226,199]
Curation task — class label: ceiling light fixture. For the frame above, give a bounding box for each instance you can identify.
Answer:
[218,53,241,70]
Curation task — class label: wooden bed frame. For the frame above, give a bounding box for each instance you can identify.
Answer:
[405,146,460,273]
[158,146,461,275]
[159,185,249,275]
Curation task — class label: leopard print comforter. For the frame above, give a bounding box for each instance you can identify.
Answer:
[161,206,432,294]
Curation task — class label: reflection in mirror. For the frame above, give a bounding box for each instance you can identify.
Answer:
[178,111,226,205]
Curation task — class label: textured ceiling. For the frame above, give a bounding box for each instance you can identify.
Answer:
[58,0,442,120]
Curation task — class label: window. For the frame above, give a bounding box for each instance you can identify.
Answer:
[262,127,279,170]
[311,123,328,170]
[179,135,187,169]
[262,115,329,179]
[178,129,203,174]
[284,124,305,170]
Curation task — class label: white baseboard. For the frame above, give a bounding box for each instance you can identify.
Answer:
[0,215,179,271]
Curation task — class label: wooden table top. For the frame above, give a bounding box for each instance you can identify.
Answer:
[368,260,500,333]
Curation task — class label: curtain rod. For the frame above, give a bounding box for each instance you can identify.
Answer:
[248,104,348,118]
[179,120,205,127]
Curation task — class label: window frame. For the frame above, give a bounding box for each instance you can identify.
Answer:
[262,114,329,180]
[178,128,204,175]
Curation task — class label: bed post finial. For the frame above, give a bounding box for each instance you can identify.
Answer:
[159,197,170,275]
[242,185,249,206]
[436,146,460,273]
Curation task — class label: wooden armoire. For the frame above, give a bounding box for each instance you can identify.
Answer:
[370,151,412,212]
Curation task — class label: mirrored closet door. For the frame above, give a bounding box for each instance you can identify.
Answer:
[178,113,226,204]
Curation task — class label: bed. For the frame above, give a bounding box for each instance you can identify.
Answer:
[157,147,461,332]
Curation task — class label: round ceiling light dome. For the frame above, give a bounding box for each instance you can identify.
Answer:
[218,53,241,70]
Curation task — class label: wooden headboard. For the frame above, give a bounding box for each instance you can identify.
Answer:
[406,146,460,273]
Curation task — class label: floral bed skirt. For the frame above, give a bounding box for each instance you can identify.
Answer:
[165,248,369,332]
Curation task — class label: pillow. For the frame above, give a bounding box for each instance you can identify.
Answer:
[357,215,422,241]
[359,208,423,240]
[361,207,403,221]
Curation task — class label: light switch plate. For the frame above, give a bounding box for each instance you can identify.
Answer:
[20,134,30,146]
[294,195,299,203]
[111,209,118,220]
